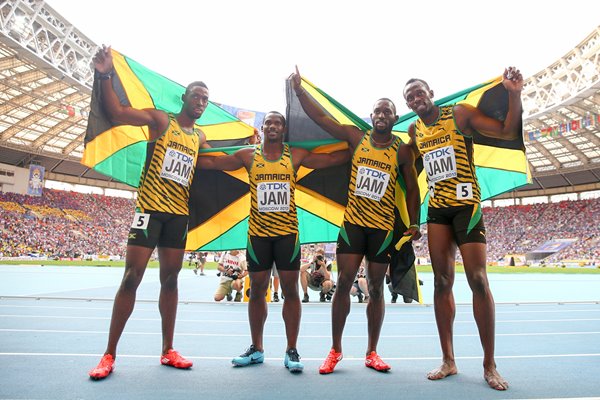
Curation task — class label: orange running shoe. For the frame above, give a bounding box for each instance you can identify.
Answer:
[365,351,391,372]
[319,348,343,374]
[161,349,193,369]
[89,354,115,380]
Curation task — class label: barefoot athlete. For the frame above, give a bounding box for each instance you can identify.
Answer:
[403,67,524,390]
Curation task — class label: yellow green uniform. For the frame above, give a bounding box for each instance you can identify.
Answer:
[414,105,480,208]
[248,144,297,237]
[344,131,401,231]
[135,113,200,215]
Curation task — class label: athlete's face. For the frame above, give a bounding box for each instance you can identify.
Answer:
[403,81,434,117]
[261,113,286,142]
[182,86,209,120]
[370,100,398,134]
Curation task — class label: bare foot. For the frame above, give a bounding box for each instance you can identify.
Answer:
[484,368,509,390]
[427,361,457,380]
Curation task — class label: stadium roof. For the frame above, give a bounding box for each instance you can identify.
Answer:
[1,1,599,195]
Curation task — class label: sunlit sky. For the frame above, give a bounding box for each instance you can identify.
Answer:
[48,0,599,117]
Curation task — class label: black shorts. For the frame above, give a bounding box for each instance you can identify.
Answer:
[426,204,486,246]
[246,233,300,272]
[127,211,189,249]
[336,221,394,264]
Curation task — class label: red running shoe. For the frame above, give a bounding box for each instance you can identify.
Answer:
[161,349,193,369]
[319,349,343,374]
[89,354,115,380]
[365,351,391,372]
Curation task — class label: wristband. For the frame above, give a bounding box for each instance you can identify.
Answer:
[408,224,419,230]
[96,70,115,81]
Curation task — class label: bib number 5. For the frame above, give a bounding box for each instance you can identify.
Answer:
[131,212,150,230]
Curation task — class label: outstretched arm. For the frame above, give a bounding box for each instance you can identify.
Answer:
[298,148,351,170]
[196,148,252,171]
[454,66,523,140]
[398,144,422,241]
[92,45,167,138]
[290,66,362,148]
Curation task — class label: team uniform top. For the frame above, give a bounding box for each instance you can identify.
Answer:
[414,105,481,208]
[248,144,297,237]
[136,113,200,215]
[343,131,401,231]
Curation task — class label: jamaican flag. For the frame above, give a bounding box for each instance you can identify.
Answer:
[393,77,531,224]
[82,48,254,187]
[187,76,358,251]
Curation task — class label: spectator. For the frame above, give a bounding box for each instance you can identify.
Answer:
[300,248,335,303]
[215,250,247,302]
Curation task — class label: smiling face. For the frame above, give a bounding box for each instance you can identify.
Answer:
[403,80,435,117]
[182,85,209,120]
[261,112,286,143]
[370,99,398,134]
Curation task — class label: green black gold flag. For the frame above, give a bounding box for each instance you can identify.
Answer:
[82,48,254,187]
[286,76,422,303]
[393,77,531,223]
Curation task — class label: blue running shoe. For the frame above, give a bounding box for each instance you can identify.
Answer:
[232,345,264,367]
[284,348,304,373]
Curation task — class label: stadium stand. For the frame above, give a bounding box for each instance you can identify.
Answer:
[0,189,133,259]
[1,189,598,264]
[0,5,598,266]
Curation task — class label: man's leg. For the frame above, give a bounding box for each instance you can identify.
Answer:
[427,223,459,380]
[299,265,310,300]
[364,262,388,354]
[157,247,185,355]
[105,245,154,356]
[278,269,301,350]
[214,281,230,302]
[331,253,363,352]
[460,243,508,390]
[248,270,271,351]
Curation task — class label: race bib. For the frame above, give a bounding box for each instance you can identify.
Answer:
[456,182,473,200]
[354,166,390,201]
[131,212,150,230]
[257,181,290,212]
[160,147,194,186]
[423,145,457,183]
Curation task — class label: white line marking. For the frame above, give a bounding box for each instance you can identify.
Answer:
[1,328,599,339]
[0,352,599,361]
[1,303,599,316]
[2,314,600,324]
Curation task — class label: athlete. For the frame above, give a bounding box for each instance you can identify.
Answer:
[197,111,350,373]
[403,67,523,390]
[291,67,421,374]
[88,45,210,379]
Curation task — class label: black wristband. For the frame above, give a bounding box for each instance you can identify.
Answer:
[96,70,115,81]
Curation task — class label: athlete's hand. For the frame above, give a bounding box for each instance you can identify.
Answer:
[403,225,422,242]
[92,45,114,74]
[502,66,524,93]
[290,65,303,95]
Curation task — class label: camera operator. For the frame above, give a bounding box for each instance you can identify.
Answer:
[214,250,247,302]
[300,248,335,302]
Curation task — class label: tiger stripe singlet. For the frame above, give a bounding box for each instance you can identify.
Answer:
[248,144,297,237]
[135,113,200,215]
[343,131,400,231]
[414,105,480,208]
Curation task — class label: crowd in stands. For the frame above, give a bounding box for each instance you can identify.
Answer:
[412,198,599,264]
[1,189,598,264]
[0,189,133,259]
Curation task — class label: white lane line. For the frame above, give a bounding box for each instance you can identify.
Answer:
[1,328,600,339]
[1,304,599,316]
[0,352,599,362]
[2,314,600,324]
